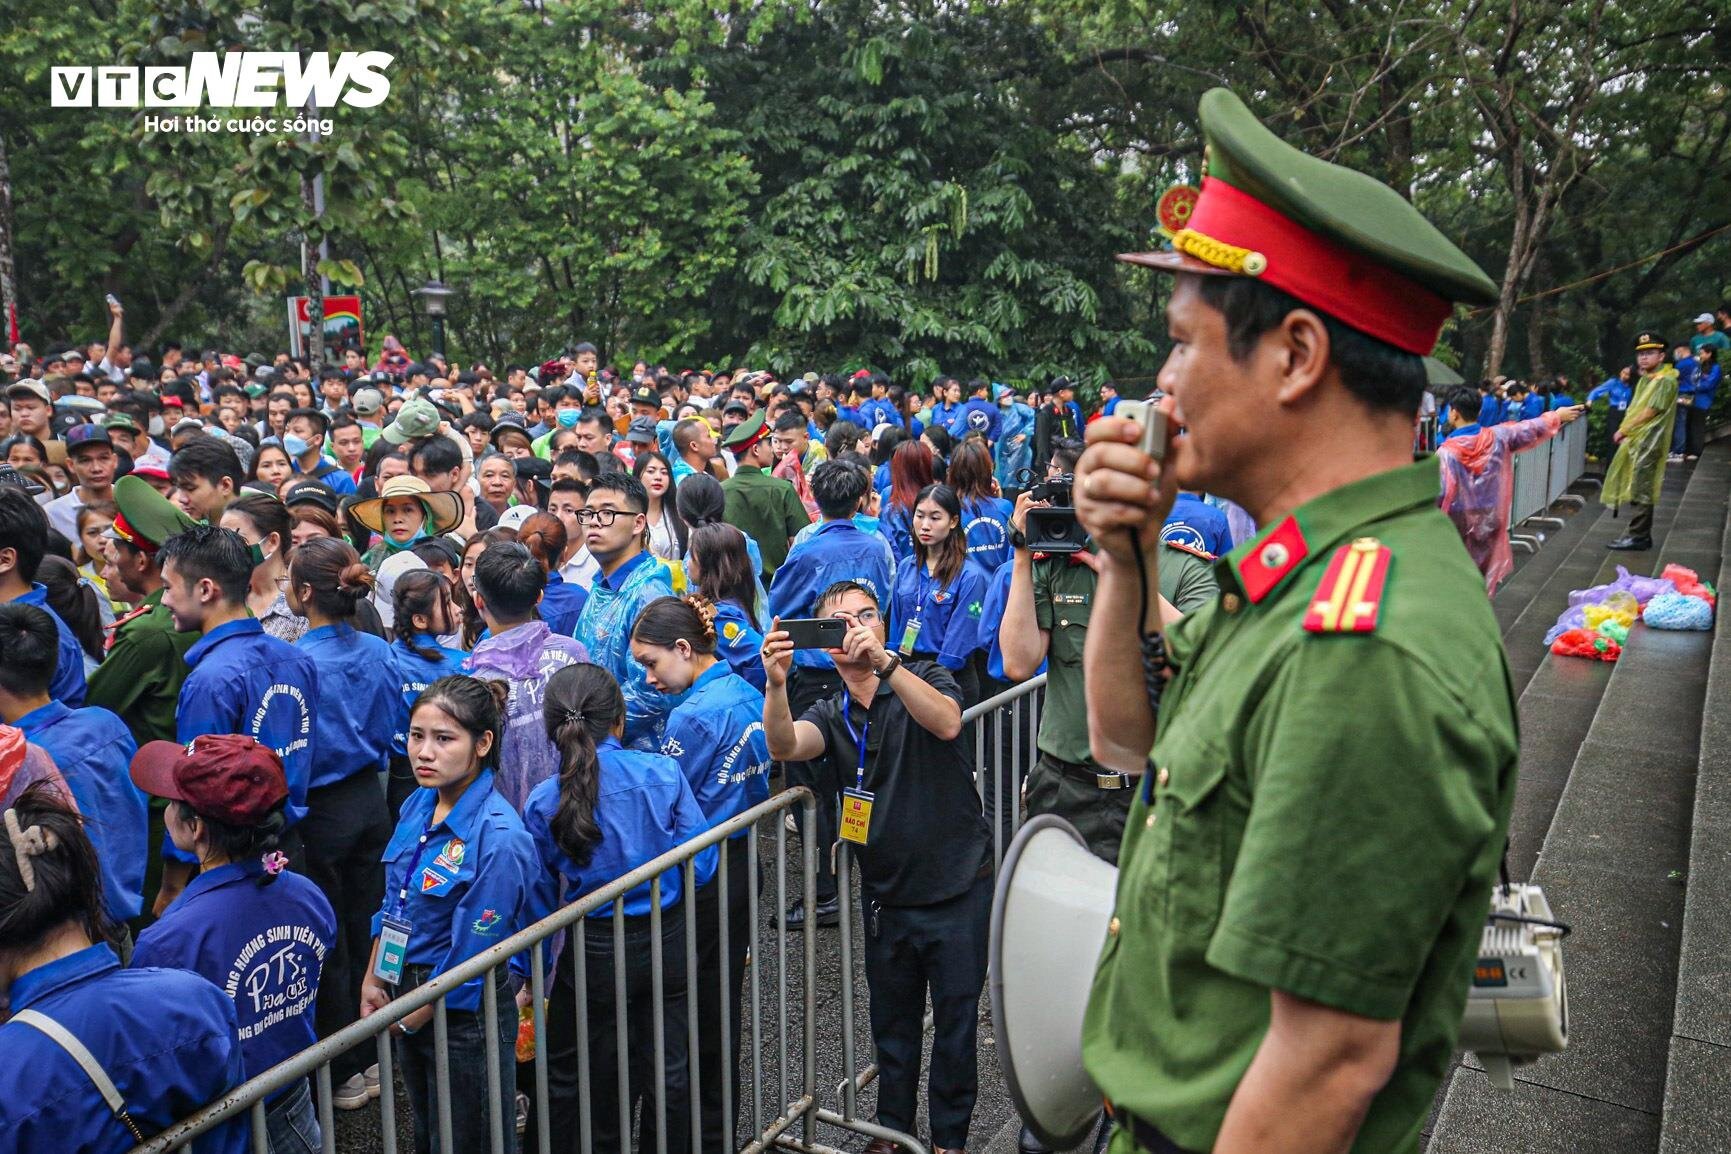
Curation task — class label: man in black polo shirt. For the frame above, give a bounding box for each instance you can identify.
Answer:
[763,581,991,1154]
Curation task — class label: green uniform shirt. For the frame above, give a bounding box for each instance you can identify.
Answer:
[1082,460,1518,1154]
[1032,545,1217,766]
[721,466,810,579]
[85,589,201,747]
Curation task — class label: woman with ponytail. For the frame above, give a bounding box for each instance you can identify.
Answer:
[524,663,714,1153]
[131,734,337,1153]
[515,511,588,636]
[361,675,542,1154]
[287,536,399,1110]
[0,780,250,1153]
[387,570,469,818]
[684,522,766,687]
[629,596,770,1151]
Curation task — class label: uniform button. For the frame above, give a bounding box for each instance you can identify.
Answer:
[1145,813,1155,829]
[1156,767,1170,787]
[1222,593,1242,613]
[1059,618,1070,627]
[1108,916,1121,936]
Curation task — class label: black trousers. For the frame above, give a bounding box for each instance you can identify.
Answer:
[1630,502,1655,539]
[397,965,518,1154]
[386,752,418,823]
[976,673,1035,858]
[545,909,691,1153]
[300,770,391,1084]
[693,836,756,1152]
[784,667,844,904]
[864,872,993,1150]
[1686,407,1708,457]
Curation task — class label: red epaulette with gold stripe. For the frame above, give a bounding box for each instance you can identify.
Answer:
[1302,538,1392,633]
[1163,540,1215,563]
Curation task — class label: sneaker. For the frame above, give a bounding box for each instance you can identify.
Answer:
[516,1091,530,1135]
[1668,453,1685,463]
[333,1073,370,1111]
[364,1063,381,1100]
[784,811,798,835]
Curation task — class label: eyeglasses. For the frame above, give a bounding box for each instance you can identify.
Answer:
[831,608,881,625]
[574,508,631,525]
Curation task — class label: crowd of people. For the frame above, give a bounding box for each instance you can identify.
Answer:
[0,274,1721,1153]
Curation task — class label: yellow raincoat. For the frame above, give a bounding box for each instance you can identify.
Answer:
[1601,364,1679,507]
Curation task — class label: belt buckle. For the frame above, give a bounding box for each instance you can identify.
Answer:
[1096,772,1126,790]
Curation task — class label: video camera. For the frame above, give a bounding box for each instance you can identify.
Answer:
[1023,472,1089,555]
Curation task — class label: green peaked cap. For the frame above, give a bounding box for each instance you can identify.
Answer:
[108,474,198,551]
[1197,88,1499,306]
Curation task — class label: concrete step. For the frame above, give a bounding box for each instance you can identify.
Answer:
[1657,451,1731,1153]
[1427,446,1727,1154]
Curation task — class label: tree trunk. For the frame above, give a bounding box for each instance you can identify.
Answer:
[301,173,323,373]
[0,132,18,351]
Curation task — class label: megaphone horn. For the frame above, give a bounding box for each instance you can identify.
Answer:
[989,815,1119,1150]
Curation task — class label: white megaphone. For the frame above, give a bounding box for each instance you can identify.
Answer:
[990,815,1119,1150]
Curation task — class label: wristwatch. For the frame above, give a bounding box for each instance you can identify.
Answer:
[872,652,903,680]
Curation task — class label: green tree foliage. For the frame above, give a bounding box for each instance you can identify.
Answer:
[1,0,1726,386]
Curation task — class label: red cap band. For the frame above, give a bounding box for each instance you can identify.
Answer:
[1186,177,1452,355]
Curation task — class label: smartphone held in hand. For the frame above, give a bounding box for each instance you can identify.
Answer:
[781,618,848,649]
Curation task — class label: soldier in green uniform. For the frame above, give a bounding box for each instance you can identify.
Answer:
[87,473,200,927]
[720,408,811,580]
[1000,490,1216,864]
[1601,332,1680,551]
[1070,89,1519,1154]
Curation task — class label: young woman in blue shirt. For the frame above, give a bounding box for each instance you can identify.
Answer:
[887,483,991,707]
[683,523,765,690]
[630,596,773,1151]
[361,675,544,1154]
[387,570,469,818]
[287,536,398,1110]
[524,663,715,1154]
[0,782,248,1153]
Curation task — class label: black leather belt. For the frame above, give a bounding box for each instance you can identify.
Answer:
[1110,1107,1198,1154]
[1041,753,1133,791]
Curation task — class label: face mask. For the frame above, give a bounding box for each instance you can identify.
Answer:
[283,434,310,458]
[148,415,166,437]
[556,408,582,428]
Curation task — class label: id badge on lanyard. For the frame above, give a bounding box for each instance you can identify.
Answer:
[374,828,434,985]
[898,572,932,656]
[838,710,874,846]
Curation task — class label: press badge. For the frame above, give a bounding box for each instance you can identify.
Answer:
[897,619,921,656]
[375,915,411,985]
[839,788,875,845]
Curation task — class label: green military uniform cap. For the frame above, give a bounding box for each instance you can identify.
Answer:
[108,474,197,552]
[721,407,769,451]
[1120,88,1499,355]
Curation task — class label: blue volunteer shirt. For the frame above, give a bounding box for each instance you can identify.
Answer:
[1476,394,1503,426]
[10,584,87,706]
[962,496,1014,570]
[0,943,247,1154]
[538,570,588,637]
[857,397,899,429]
[887,557,991,672]
[711,599,766,692]
[769,520,894,670]
[981,559,1043,683]
[1520,393,1545,420]
[948,397,1002,443]
[177,618,319,832]
[659,663,771,835]
[389,634,470,756]
[373,770,544,1012]
[1160,493,1232,558]
[523,736,717,919]
[297,624,396,790]
[15,700,143,922]
[132,861,336,1095]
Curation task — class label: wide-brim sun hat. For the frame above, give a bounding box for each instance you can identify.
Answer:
[350,474,465,537]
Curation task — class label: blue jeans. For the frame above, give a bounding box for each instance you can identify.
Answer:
[264,1079,320,1154]
[396,964,519,1154]
[1673,408,1688,453]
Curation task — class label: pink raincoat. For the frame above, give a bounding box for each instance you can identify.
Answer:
[1436,411,1564,594]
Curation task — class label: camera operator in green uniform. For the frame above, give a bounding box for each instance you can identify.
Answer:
[1071,89,1519,1154]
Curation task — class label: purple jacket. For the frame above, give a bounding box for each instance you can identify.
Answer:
[463,622,589,813]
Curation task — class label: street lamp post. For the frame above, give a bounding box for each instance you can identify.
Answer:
[412,280,454,360]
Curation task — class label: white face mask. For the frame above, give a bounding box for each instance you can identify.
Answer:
[148,415,166,437]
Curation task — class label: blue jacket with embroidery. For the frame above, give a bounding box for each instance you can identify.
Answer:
[297,624,397,789]
[658,663,771,834]
[769,520,894,670]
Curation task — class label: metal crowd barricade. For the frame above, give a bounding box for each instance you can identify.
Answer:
[130,788,852,1154]
[823,675,1048,1154]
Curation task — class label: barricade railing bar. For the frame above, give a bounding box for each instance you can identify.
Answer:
[130,788,831,1154]
[1508,419,1590,530]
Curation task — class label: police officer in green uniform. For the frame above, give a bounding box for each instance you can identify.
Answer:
[1000,491,1215,863]
[719,408,811,580]
[1071,89,1519,1154]
[86,473,201,927]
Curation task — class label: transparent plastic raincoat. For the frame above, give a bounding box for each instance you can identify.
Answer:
[1436,411,1565,593]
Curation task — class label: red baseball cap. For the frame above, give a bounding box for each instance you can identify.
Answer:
[130,734,288,825]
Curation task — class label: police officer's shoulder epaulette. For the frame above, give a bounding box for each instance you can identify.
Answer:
[1161,540,1215,563]
[1302,537,1392,633]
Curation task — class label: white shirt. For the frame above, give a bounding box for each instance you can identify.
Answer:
[44,490,87,543]
[560,547,600,591]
